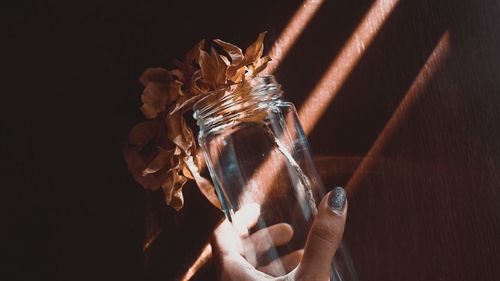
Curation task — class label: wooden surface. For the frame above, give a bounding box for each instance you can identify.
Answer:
[9,0,500,280]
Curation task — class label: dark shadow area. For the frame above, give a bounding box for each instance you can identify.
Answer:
[344,0,500,280]
[305,0,451,156]
[7,0,500,280]
[275,0,374,112]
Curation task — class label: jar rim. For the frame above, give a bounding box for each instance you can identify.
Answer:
[192,75,280,113]
[192,75,283,131]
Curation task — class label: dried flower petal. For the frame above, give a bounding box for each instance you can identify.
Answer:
[183,156,221,209]
[243,32,267,66]
[128,121,162,149]
[142,147,174,176]
[213,39,244,65]
[139,67,172,86]
[122,145,169,190]
[141,83,170,119]
[127,32,271,211]
[170,69,185,82]
[185,39,205,66]
[199,48,229,89]
[252,55,272,76]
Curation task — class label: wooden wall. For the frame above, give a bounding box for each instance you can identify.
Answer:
[9,0,499,280]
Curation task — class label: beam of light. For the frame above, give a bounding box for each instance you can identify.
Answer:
[179,243,213,281]
[179,2,326,278]
[182,1,399,279]
[345,31,451,195]
[247,0,400,212]
[298,0,399,135]
[263,0,325,74]
[194,0,324,165]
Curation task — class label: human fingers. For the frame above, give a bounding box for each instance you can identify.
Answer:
[294,187,347,281]
[233,203,261,237]
[248,223,293,257]
[258,249,303,277]
[212,203,262,255]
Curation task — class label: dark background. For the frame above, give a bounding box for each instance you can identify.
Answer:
[5,0,500,280]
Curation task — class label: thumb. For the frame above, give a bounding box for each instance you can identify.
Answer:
[295,187,347,280]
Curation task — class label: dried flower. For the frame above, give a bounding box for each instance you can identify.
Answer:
[123,32,271,210]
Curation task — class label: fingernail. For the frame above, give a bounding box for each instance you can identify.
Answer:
[328,187,346,214]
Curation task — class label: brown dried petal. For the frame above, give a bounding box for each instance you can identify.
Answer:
[213,39,244,65]
[161,157,188,210]
[142,147,175,176]
[243,32,267,66]
[212,48,229,86]
[168,80,184,103]
[199,48,228,89]
[252,56,272,76]
[169,69,185,82]
[165,111,195,153]
[139,67,172,86]
[228,67,245,83]
[183,156,221,209]
[170,186,185,211]
[185,39,205,66]
[189,70,211,95]
[195,176,221,209]
[128,120,162,148]
[169,94,204,115]
[122,145,167,190]
[141,83,170,119]
[219,54,230,66]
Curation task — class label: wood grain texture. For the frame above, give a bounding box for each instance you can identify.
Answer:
[16,0,500,280]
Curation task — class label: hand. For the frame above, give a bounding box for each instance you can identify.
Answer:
[211,187,347,281]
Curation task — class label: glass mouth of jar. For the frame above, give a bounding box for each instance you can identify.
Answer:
[193,75,283,131]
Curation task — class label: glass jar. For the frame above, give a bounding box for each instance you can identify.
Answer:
[193,75,357,280]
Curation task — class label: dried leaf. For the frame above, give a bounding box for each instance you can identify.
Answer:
[141,83,170,119]
[142,147,175,176]
[183,156,221,209]
[189,70,211,95]
[165,111,195,152]
[122,145,168,190]
[168,80,184,105]
[169,94,204,115]
[243,32,267,66]
[199,48,228,89]
[139,67,172,86]
[228,67,245,83]
[212,48,228,86]
[170,185,185,211]
[185,39,205,66]
[169,69,185,82]
[161,156,188,209]
[213,39,243,65]
[252,55,272,76]
[128,121,162,149]
[128,32,271,211]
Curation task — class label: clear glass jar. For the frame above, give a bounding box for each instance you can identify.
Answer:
[193,75,357,280]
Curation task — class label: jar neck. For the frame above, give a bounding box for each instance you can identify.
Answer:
[193,75,283,132]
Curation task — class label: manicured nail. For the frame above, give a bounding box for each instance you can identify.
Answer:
[328,187,346,214]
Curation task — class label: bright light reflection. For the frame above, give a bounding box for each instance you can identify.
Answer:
[182,1,401,279]
[346,31,451,195]
[263,0,325,74]
[299,0,399,134]
[179,243,212,281]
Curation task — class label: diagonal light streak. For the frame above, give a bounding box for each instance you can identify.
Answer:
[345,31,451,195]
[182,1,401,279]
[299,0,399,135]
[181,1,326,279]
[263,0,326,74]
[250,0,401,207]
